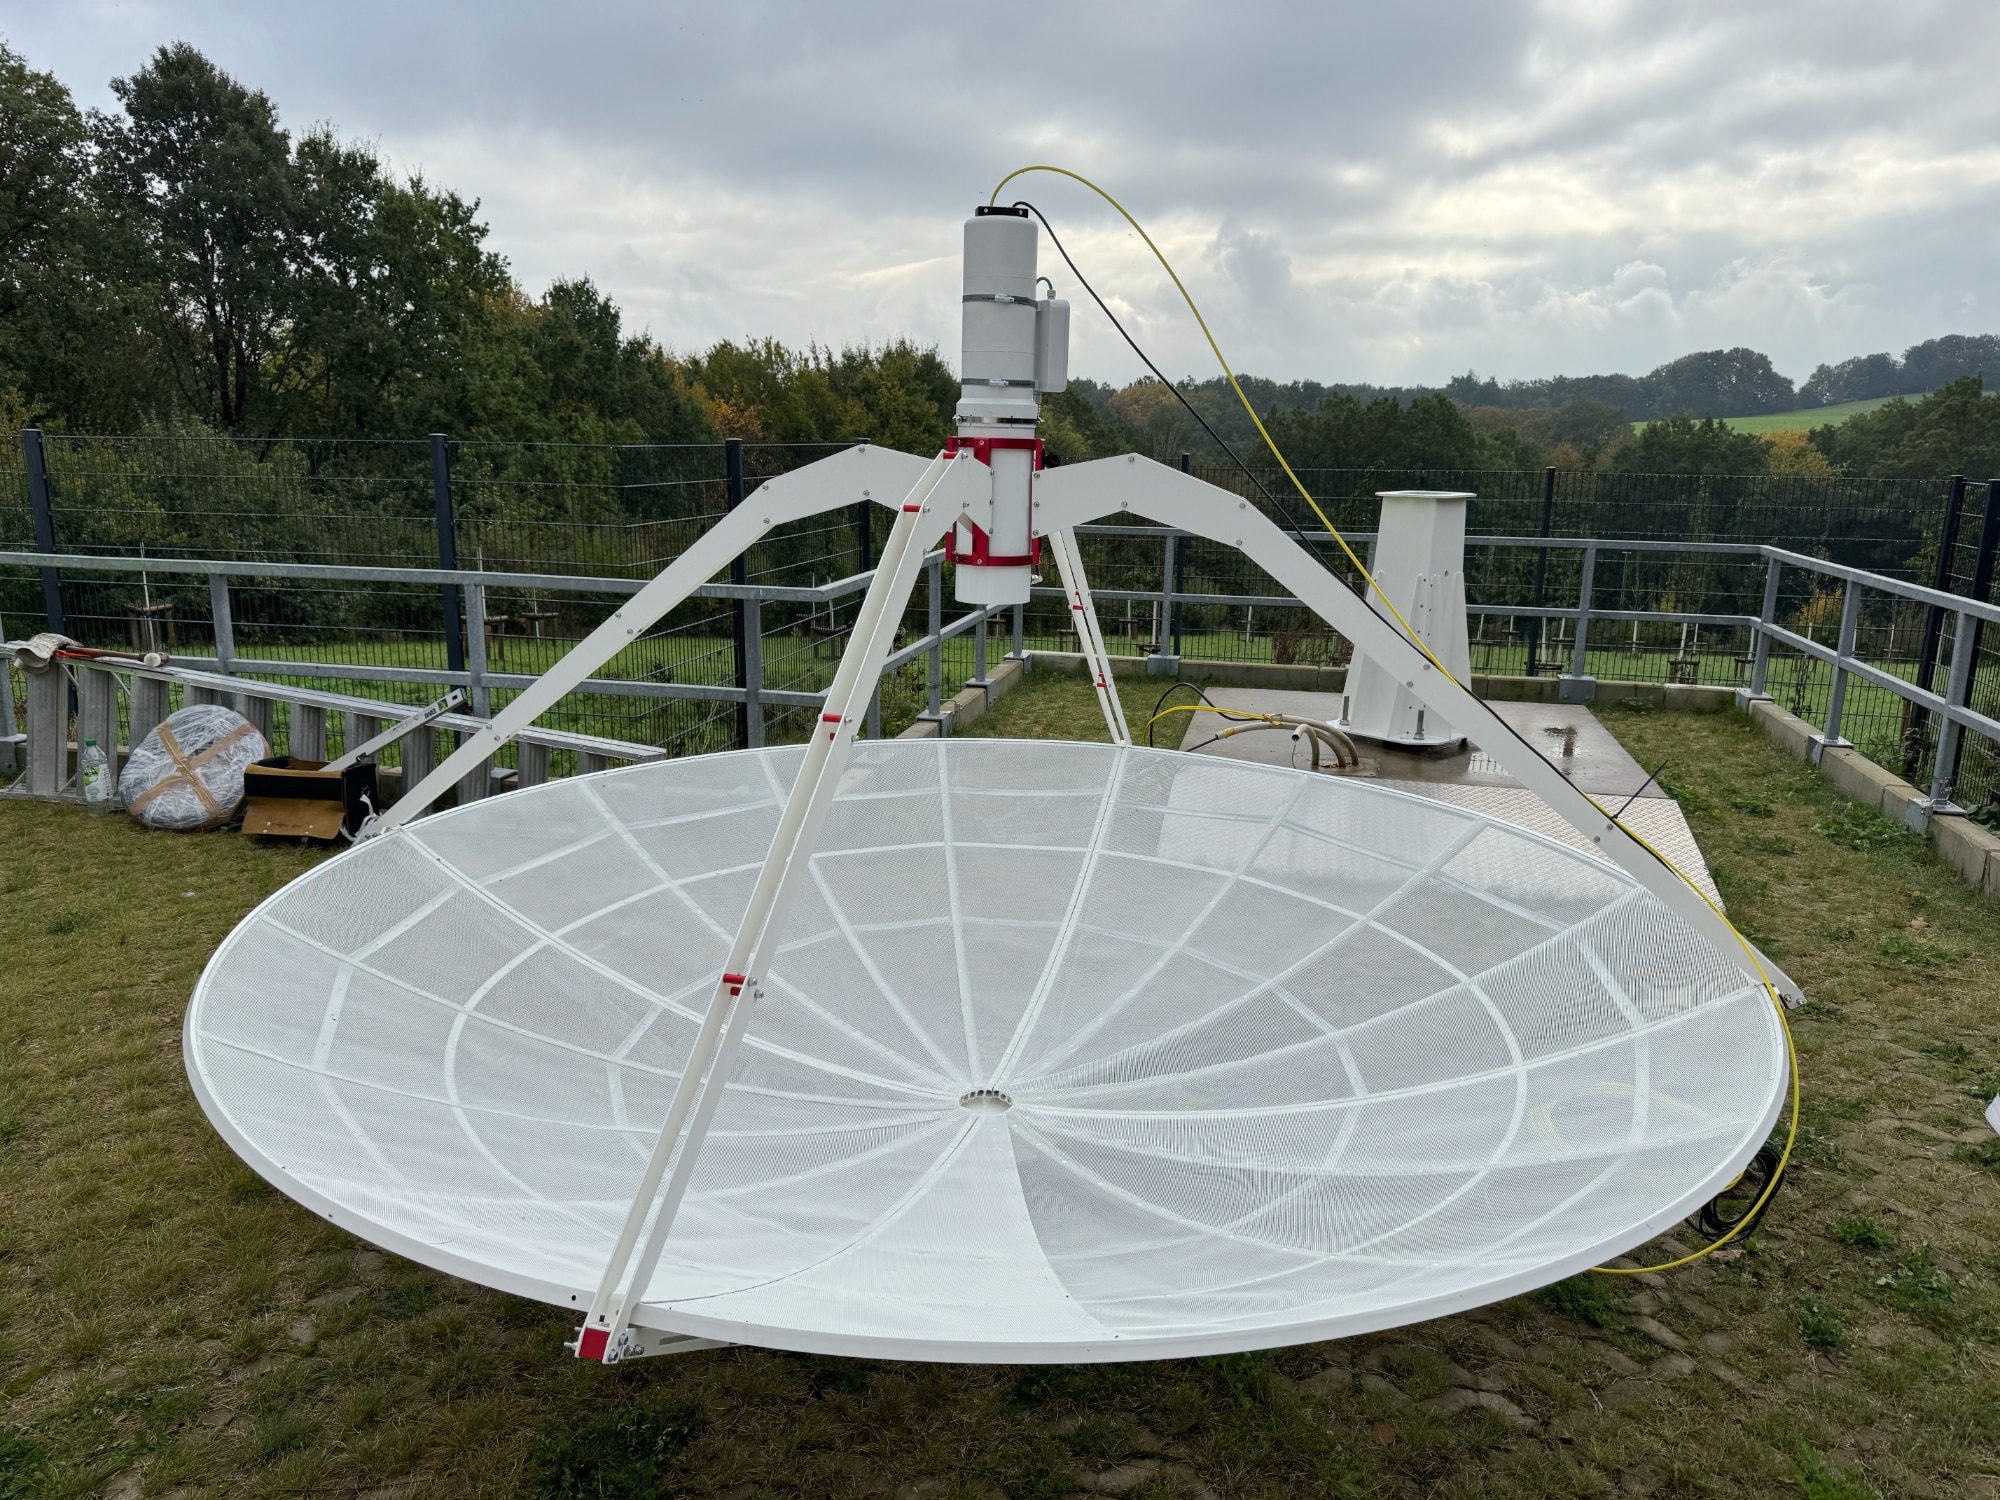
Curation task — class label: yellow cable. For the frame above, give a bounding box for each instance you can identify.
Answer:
[995,165,1799,1274]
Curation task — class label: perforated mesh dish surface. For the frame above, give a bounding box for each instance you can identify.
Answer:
[186,740,1786,1362]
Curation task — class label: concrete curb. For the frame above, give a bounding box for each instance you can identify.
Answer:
[896,655,1026,739]
[1744,699,2000,904]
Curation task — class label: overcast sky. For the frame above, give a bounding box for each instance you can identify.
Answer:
[11,1,2000,390]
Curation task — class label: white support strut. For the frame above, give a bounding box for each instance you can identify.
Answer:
[1043,525,1129,746]
[1036,455,1796,1001]
[576,454,978,1362]
[375,444,938,829]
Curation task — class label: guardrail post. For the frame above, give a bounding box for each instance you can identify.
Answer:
[743,593,764,749]
[1558,543,1597,703]
[347,713,382,762]
[726,438,750,748]
[401,723,437,803]
[1814,578,1861,759]
[77,665,119,792]
[1525,466,1555,676]
[0,655,19,775]
[291,702,326,760]
[1742,554,1782,704]
[463,578,491,718]
[208,574,235,674]
[519,740,550,787]
[22,429,63,634]
[130,674,168,750]
[1930,609,1976,813]
[24,660,65,795]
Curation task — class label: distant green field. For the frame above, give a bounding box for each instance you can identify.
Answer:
[1632,394,1902,436]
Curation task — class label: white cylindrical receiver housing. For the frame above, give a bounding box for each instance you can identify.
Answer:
[956,208,1040,425]
[954,206,1041,608]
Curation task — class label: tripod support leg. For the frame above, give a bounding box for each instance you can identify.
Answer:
[575,457,971,1361]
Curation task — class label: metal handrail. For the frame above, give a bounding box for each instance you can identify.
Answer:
[7,528,1996,813]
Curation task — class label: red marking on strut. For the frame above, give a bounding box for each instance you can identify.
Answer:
[577,1326,610,1361]
[820,713,842,723]
[903,504,923,512]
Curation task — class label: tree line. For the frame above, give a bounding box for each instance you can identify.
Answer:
[0,41,958,455]
[5,39,1999,486]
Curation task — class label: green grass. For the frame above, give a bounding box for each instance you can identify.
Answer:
[1630,396,1900,435]
[2,682,1999,1497]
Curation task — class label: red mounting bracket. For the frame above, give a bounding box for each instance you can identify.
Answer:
[945,434,1043,468]
[943,437,1044,569]
[946,518,1041,570]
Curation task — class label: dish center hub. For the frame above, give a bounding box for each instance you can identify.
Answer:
[959,1088,1013,1113]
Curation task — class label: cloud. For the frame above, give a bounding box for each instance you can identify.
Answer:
[11,0,2000,386]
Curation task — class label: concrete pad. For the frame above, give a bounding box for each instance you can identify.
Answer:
[1174,686,1720,906]
[1175,688,1666,800]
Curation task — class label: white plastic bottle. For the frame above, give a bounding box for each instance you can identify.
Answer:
[81,738,112,816]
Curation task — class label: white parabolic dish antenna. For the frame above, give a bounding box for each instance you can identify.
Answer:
[187,739,1786,1362]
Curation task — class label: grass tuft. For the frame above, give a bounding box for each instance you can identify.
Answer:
[1832,1217,1896,1251]
[1793,1442,1880,1499]
[524,1395,703,1500]
[1812,804,1921,854]
[0,1430,47,1500]
[1953,1139,2000,1177]
[1534,1274,1624,1328]
[1794,1291,1845,1349]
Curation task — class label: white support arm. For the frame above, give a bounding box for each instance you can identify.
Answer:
[1044,526,1129,745]
[1037,455,1792,1000]
[376,444,938,828]
[579,455,982,1361]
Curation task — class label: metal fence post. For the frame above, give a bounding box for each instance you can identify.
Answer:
[1941,479,2000,795]
[1172,450,1191,658]
[970,607,991,699]
[743,593,764,749]
[1906,474,1967,773]
[1010,602,1025,661]
[208,574,236,674]
[1525,466,1555,676]
[1930,609,1976,812]
[22,429,64,634]
[430,434,464,681]
[929,554,944,720]
[1816,578,1861,756]
[726,438,750,748]
[463,578,491,718]
[1559,543,1596,703]
[1745,554,1781,701]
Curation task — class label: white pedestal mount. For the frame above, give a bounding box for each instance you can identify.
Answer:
[1337,489,1475,751]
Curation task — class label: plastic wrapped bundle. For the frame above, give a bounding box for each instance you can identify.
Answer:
[120,705,269,831]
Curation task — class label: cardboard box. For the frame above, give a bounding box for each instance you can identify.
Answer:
[242,757,379,841]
